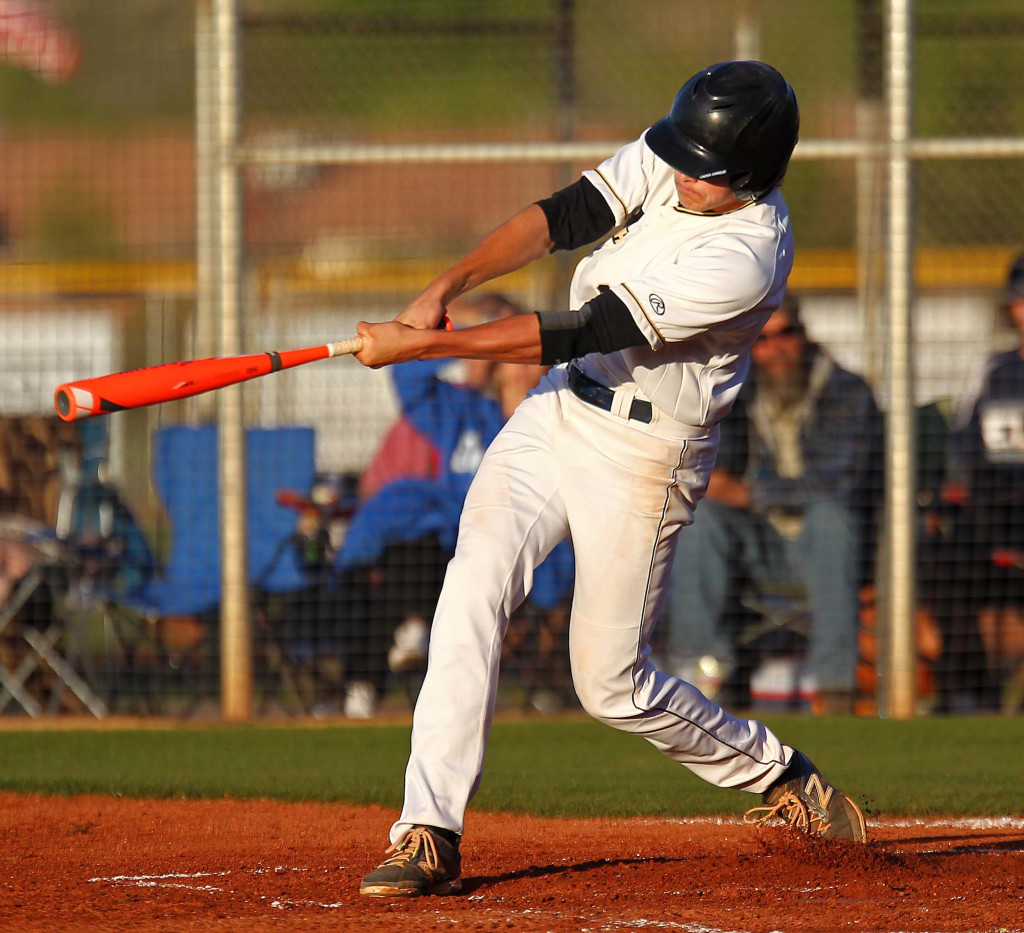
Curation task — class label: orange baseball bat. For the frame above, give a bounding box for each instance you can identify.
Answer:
[54,337,363,422]
[54,316,453,422]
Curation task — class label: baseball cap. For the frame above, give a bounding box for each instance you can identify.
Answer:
[1005,250,1024,303]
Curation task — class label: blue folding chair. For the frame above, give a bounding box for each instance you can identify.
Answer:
[104,425,316,713]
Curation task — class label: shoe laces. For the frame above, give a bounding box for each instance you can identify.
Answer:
[743,791,823,835]
[380,828,441,871]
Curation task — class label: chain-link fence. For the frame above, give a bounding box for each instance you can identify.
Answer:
[1,0,1023,721]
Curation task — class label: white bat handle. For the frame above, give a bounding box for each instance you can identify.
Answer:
[327,337,364,357]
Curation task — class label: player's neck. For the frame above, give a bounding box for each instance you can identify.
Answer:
[674,198,754,217]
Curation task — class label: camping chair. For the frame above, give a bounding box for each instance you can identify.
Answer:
[52,437,160,712]
[0,515,108,717]
[102,425,317,714]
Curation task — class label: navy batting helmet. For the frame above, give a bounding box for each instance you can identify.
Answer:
[646,61,800,202]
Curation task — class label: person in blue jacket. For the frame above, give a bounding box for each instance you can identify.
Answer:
[333,296,575,716]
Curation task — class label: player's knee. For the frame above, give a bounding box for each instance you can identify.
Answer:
[447,538,524,603]
[572,668,642,724]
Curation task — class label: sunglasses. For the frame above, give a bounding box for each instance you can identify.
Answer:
[755,323,803,344]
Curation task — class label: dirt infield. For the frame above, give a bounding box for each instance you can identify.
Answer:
[1,792,1022,933]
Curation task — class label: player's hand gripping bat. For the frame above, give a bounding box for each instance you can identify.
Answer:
[54,317,452,422]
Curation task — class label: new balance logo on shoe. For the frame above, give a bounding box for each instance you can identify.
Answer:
[803,772,835,811]
[743,750,867,843]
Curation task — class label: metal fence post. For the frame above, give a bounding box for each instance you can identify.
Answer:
[194,0,220,396]
[213,0,251,721]
[883,0,917,719]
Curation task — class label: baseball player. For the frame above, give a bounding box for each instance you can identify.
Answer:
[353,61,867,899]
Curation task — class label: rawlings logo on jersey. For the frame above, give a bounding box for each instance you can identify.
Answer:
[649,294,666,315]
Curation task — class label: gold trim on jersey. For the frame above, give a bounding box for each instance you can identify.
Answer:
[673,199,755,217]
[593,167,630,221]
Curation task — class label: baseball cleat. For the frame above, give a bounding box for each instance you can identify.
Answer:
[359,826,462,897]
[743,750,867,843]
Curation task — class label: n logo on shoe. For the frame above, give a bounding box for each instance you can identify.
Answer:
[803,773,834,809]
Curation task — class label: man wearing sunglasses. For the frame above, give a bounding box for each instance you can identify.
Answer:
[667,292,880,714]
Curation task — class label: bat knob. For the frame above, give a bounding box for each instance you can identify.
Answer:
[53,384,101,421]
[55,388,73,421]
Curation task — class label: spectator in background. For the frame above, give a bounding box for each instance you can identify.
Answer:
[356,418,438,505]
[666,292,879,714]
[332,296,575,718]
[356,294,520,503]
[937,250,1024,712]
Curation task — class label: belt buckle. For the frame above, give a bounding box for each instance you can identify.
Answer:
[630,399,653,424]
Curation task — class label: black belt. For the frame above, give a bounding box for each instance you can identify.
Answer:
[567,364,653,424]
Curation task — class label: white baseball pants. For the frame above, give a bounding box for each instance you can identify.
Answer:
[392,367,792,841]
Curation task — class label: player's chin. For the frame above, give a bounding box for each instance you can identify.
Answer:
[676,194,711,212]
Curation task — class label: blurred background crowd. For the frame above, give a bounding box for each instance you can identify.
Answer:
[2,1,1024,721]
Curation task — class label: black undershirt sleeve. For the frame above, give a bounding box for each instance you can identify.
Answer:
[535,177,617,252]
[535,289,649,365]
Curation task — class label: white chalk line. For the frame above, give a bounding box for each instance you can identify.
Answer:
[89,866,310,882]
[646,815,1024,831]
[87,866,349,910]
[591,927,1021,933]
[85,817,1024,918]
[88,866,312,895]
[587,923,779,933]
[83,868,1024,933]
[868,816,1024,830]
[267,897,343,909]
[88,865,359,910]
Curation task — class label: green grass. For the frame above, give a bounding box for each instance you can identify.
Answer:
[1,715,1022,819]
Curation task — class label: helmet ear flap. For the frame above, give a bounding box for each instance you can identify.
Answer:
[728,171,754,197]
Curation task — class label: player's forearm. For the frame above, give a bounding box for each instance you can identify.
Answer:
[429,205,554,303]
[418,314,542,364]
[356,313,542,368]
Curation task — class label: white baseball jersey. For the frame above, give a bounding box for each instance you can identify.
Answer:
[392,132,797,843]
[576,131,793,426]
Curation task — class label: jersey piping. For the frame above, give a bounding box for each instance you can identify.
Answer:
[592,166,630,220]
[627,443,786,771]
[618,282,667,344]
